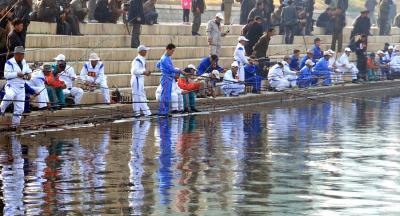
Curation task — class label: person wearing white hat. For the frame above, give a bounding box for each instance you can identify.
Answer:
[326,49,341,84]
[268,62,290,91]
[234,36,249,82]
[377,50,389,79]
[336,48,359,83]
[178,64,202,112]
[0,46,32,127]
[80,53,110,104]
[297,59,315,88]
[384,45,397,63]
[200,69,220,98]
[54,54,84,105]
[28,64,51,110]
[206,13,228,56]
[131,45,152,117]
[155,72,184,114]
[312,51,333,86]
[282,56,298,88]
[221,62,245,96]
[389,53,400,78]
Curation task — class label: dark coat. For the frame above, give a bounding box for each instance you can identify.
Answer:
[6,30,25,58]
[351,15,371,37]
[281,4,297,26]
[332,13,346,32]
[191,0,205,13]
[253,34,271,58]
[245,22,263,54]
[128,0,145,24]
[337,0,348,11]
[316,11,333,34]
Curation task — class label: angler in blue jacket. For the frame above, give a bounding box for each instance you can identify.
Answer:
[289,49,301,71]
[196,55,224,76]
[311,38,323,61]
[312,51,333,86]
[244,57,263,93]
[300,49,316,69]
[297,59,314,88]
[156,44,182,116]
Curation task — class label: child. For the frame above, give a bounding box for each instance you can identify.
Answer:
[181,0,191,24]
[367,52,379,81]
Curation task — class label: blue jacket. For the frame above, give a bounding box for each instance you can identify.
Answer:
[289,54,300,71]
[244,64,258,80]
[298,66,313,80]
[311,44,323,61]
[313,58,330,75]
[157,53,180,79]
[128,0,145,24]
[197,57,223,76]
[300,55,316,69]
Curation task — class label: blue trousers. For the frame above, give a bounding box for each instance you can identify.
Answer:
[245,75,263,92]
[158,77,173,115]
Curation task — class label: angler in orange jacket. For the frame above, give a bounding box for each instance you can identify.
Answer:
[177,65,202,112]
[45,65,66,109]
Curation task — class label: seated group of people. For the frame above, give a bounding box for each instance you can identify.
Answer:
[0,46,110,127]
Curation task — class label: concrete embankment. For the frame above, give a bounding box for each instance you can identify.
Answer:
[1,81,400,132]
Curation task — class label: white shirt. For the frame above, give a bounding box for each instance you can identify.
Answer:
[223,70,239,83]
[268,64,284,81]
[337,53,352,70]
[390,55,400,67]
[282,61,297,77]
[28,69,46,88]
[172,80,182,94]
[233,43,249,65]
[4,58,32,88]
[384,51,397,62]
[131,55,147,78]
[80,61,106,84]
[59,65,77,89]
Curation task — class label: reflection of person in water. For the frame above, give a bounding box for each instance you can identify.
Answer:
[157,117,174,205]
[129,121,151,215]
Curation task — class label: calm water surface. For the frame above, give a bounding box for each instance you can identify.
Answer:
[1,91,400,215]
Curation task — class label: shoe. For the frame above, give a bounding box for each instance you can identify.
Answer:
[191,108,200,113]
[171,110,180,114]
[183,108,190,113]
[133,114,142,118]
[158,113,172,117]
[192,32,200,36]
[179,110,186,114]
[89,19,98,23]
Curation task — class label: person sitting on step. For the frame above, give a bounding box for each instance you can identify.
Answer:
[178,65,202,113]
[222,62,245,96]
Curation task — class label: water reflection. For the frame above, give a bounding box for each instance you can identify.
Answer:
[1,92,400,215]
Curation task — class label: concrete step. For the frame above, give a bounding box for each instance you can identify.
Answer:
[26,33,400,49]
[24,42,391,63]
[27,21,400,36]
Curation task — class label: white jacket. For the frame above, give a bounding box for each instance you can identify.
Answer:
[4,58,32,88]
[59,65,77,89]
[390,55,400,69]
[80,61,106,84]
[268,64,284,81]
[223,70,239,83]
[233,43,248,65]
[131,55,147,78]
[28,69,46,88]
[337,53,353,71]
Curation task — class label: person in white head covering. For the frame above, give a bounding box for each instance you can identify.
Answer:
[268,62,290,91]
[234,36,249,82]
[336,48,359,83]
[384,45,397,63]
[131,45,152,117]
[377,50,389,79]
[80,53,110,104]
[297,59,314,88]
[389,53,400,77]
[221,62,245,96]
[282,56,298,88]
[206,13,228,56]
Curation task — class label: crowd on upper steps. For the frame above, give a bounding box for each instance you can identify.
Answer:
[1,0,400,129]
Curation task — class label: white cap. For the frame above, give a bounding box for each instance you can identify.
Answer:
[377,50,384,55]
[327,49,335,55]
[305,59,315,66]
[211,70,220,77]
[388,45,394,50]
[187,64,197,71]
[344,47,352,52]
[231,61,239,67]
[54,54,66,61]
[238,36,249,42]
[216,13,224,20]
[281,61,289,66]
[137,45,150,52]
[89,53,100,61]
[323,51,332,56]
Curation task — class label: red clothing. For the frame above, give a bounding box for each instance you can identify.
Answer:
[45,73,65,88]
[367,57,378,69]
[178,77,201,91]
[181,0,191,9]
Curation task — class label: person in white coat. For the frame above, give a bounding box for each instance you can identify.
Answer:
[221,61,245,96]
[234,36,249,81]
[326,49,341,84]
[282,56,298,87]
[155,73,184,114]
[131,45,152,117]
[28,64,51,110]
[336,48,359,82]
[389,55,400,73]
[268,62,290,91]
[80,53,110,103]
[55,54,84,105]
[0,46,32,127]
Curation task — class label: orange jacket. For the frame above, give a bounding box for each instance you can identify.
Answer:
[45,72,65,88]
[178,77,201,91]
[367,57,377,69]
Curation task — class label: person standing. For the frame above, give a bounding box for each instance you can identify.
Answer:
[351,10,371,39]
[223,0,234,25]
[143,0,158,25]
[252,28,274,58]
[378,0,390,35]
[128,0,145,48]
[0,46,31,127]
[6,19,25,60]
[316,7,334,35]
[70,0,89,23]
[245,16,263,56]
[331,7,346,52]
[156,44,182,116]
[365,0,377,25]
[88,0,98,22]
[281,0,298,44]
[388,0,397,30]
[355,35,368,81]
[304,0,315,35]
[182,0,191,23]
[191,0,205,36]
[206,13,227,56]
[239,0,256,25]
[248,2,265,23]
[234,36,249,81]
[261,0,274,29]
[131,45,152,117]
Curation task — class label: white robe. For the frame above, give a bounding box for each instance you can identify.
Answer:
[59,65,84,104]
[221,70,245,96]
[233,43,249,81]
[336,53,359,81]
[268,64,290,91]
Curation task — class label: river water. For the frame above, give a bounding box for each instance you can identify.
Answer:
[1,91,400,216]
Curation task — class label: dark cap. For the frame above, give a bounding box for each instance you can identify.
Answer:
[42,64,52,72]
[14,46,25,54]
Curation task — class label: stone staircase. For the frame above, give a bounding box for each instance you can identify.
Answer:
[6,22,400,104]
